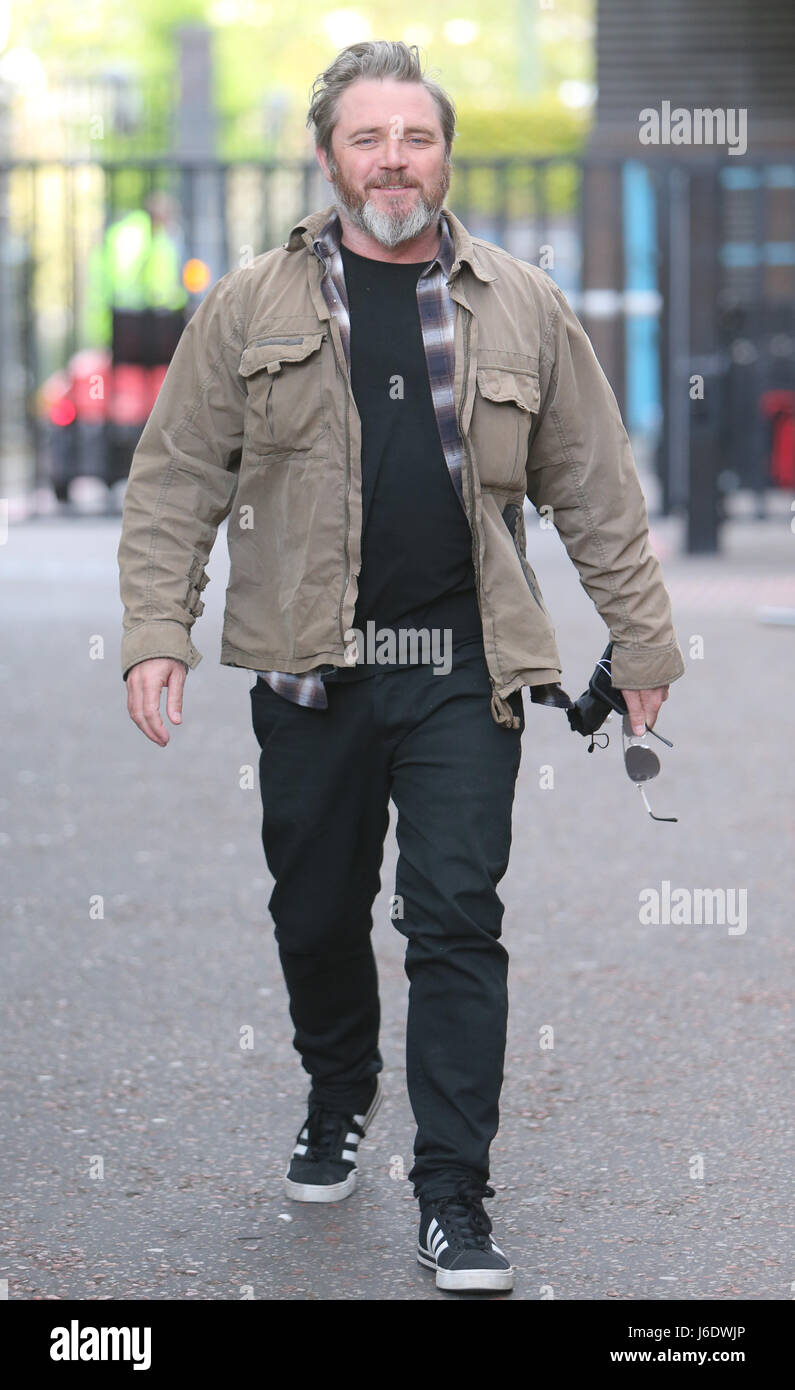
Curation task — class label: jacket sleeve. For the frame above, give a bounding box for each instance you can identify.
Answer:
[525,276,686,691]
[116,268,247,681]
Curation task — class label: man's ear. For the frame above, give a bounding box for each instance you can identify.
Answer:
[316,145,332,184]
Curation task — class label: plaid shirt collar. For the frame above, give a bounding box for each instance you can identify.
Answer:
[310,208,457,372]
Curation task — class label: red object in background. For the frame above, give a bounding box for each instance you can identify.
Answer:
[70,353,109,422]
[107,363,152,426]
[42,350,167,431]
[148,364,169,411]
[761,390,795,488]
[50,397,77,427]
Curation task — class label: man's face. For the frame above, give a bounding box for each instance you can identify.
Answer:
[317,78,450,248]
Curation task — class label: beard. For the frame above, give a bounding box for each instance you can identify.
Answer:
[326,156,451,249]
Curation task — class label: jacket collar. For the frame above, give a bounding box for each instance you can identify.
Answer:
[284,202,497,283]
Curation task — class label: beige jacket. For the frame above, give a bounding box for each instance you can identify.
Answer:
[117,203,685,725]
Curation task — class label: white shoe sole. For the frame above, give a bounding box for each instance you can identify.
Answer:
[284,1170,358,1202]
[417,1246,514,1292]
[283,1075,384,1203]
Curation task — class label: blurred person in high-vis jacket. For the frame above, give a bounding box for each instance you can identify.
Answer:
[83,191,187,363]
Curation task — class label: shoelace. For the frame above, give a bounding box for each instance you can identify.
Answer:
[431,1180,496,1251]
[304,1104,364,1160]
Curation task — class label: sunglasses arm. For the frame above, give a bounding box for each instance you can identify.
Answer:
[645,726,674,749]
[638,785,678,823]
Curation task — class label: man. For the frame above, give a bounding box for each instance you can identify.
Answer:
[118,41,685,1294]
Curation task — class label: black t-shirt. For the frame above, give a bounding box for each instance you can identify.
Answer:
[323,242,482,683]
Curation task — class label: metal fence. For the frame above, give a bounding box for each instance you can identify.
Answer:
[1,154,793,540]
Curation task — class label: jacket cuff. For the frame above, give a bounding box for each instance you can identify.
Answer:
[610,640,686,691]
[121,621,201,682]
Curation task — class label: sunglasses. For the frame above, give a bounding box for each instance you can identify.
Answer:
[621,713,678,823]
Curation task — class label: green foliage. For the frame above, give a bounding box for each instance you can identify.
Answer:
[453,100,589,159]
[448,100,587,216]
[11,0,595,164]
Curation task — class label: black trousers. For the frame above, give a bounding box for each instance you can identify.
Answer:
[249,640,524,1203]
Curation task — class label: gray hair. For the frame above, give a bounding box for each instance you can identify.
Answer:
[307,41,456,160]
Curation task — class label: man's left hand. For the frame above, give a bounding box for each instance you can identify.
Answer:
[621,686,669,736]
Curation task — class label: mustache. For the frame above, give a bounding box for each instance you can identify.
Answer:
[368,177,418,189]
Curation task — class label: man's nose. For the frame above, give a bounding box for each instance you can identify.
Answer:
[381,138,408,168]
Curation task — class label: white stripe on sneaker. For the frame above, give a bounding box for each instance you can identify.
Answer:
[292,1143,308,1156]
[435,1239,449,1257]
[341,1148,357,1162]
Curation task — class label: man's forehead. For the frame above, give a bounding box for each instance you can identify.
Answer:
[335,79,441,129]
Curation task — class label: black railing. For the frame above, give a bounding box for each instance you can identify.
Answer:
[1,155,793,546]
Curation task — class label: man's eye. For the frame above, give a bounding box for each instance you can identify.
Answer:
[353,136,430,147]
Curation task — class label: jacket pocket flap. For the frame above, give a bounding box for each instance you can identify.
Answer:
[476,366,540,413]
[239,331,325,378]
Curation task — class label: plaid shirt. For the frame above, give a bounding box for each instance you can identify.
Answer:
[254,211,466,711]
[257,209,465,709]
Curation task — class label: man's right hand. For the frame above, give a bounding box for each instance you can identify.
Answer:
[126,657,188,747]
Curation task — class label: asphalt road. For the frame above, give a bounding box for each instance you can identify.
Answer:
[2,505,793,1300]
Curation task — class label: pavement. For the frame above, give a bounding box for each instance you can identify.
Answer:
[1,493,793,1301]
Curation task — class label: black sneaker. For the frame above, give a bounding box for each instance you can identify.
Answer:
[417,1178,513,1292]
[283,1075,383,1202]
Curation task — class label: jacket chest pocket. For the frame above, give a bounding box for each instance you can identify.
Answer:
[469,362,540,489]
[238,331,328,456]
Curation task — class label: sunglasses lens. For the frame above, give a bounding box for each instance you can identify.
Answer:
[624,745,660,782]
